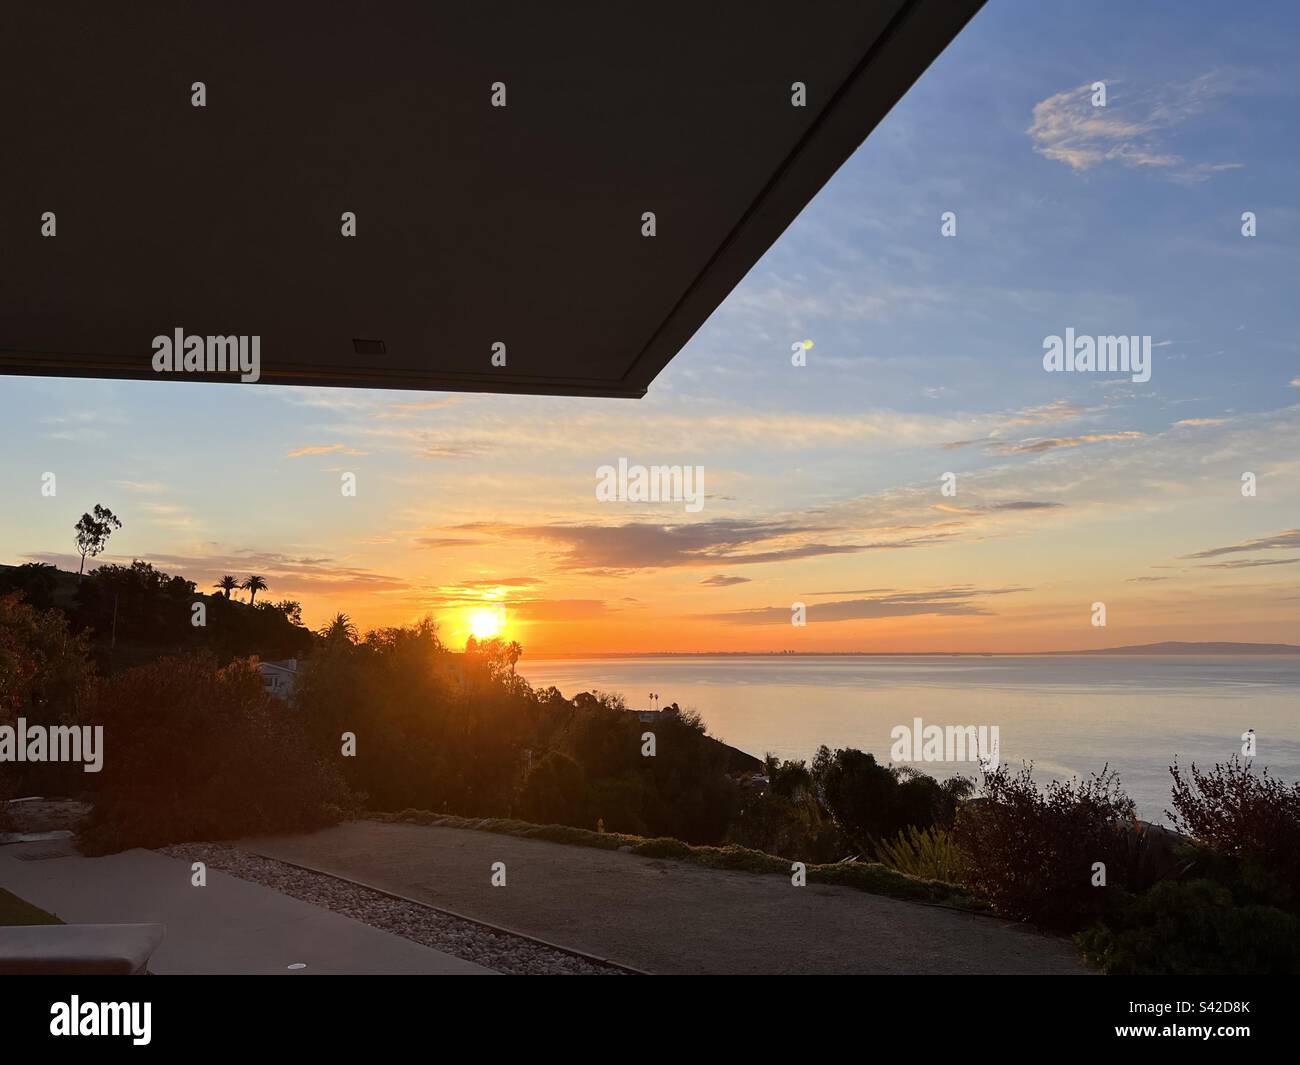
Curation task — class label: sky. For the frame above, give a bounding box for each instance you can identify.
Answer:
[2,0,1298,655]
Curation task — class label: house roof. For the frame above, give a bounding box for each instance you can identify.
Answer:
[0,1,983,398]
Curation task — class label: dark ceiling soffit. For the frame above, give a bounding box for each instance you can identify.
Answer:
[0,0,985,401]
[0,348,637,399]
[620,0,986,399]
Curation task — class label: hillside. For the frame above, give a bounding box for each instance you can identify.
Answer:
[1068,641,1300,656]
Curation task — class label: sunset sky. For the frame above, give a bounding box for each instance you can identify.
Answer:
[2,0,1297,656]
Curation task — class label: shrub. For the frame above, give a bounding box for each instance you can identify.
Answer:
[810,746,970,852]
[1169,757,1300,909]
[1077,879,1300,974]
[0,591,96,796]
[80,655,354,853]
[726,789,845,864]
[517,750,589,827]
[953,763,1136,931]
[875,826,970,885]
[631,837,692,859]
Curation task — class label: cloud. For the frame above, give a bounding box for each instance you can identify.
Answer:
[139,502,196,530]
[414,537,486,549]
[987,432,1144,455]
[509,599,613,621]
[698,587,1024,626]
[112,480,168,494]
[28,550,407,596]
[1028,74,1241,182]
[416,443,489,459]
[1183,530,1300,559]
[986,501,1066,511]
[700,575,752,586]
[1200,557,1300,570]
[287,444,365,457]
[450,519,950,573]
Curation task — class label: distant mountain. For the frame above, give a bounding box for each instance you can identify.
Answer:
[1065,641,1300,656]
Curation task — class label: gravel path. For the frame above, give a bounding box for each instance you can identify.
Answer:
[158,842,624,976]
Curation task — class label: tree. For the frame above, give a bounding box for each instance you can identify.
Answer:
[214,575,239,599]
[0,562,59,610]
[73,505,122,577]
[319,612,358,644]
[269,599,304,627]
[240,575,267,605]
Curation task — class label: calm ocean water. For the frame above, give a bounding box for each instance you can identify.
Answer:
[520,655,1300,823]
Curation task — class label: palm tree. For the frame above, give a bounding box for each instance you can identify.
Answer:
[319,612,358,644]
[214,575,239,599]
[241,574,268,605]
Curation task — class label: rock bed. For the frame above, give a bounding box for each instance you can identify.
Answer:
[158,842,625,976]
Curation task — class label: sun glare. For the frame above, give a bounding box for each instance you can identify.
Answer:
[467,606,506,641]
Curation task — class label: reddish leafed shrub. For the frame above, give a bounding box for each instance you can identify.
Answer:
[953,763,1136,931]
[1168,757,1300,906]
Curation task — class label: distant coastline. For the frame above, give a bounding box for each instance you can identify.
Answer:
[528,641,1300,660]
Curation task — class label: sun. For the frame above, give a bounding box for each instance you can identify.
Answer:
[467,606,506,641]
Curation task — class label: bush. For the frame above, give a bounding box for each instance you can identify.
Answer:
[875,826,970,885]
[79,655,353,853]
[0,591,96,796]
[631,837,693,859]
[953,763,1136,931]
[810,746,970,852]
[1169,757,1300,910]
[1077,879,1300,974]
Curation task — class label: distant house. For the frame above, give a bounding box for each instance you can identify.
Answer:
[257,658,299,701]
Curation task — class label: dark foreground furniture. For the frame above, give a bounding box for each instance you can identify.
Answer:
[0,923,165,975]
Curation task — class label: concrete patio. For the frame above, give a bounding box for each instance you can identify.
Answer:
[0,838,491,975]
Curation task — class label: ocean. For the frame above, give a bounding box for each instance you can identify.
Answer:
[520,654,1300,823]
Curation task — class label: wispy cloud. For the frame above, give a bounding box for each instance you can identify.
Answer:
[1200,557,1300,570]
[448,519,950,573]
[286,444,366,458]
[943,432,1144,454]
[1028,74,1242,182]
[1183,530,1300,559]
[698,587,1027,625]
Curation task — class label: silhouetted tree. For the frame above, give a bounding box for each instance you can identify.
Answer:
[73,505,122,577]
[319,612,358,644]
[241,574,267,605]
[0,562,59,610]
[214,575,239,599]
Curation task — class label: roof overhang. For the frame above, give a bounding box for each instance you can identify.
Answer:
[0,0,984,398]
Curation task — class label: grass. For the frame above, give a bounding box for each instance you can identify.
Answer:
[0,887,62,926]
[371,811,983,911]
